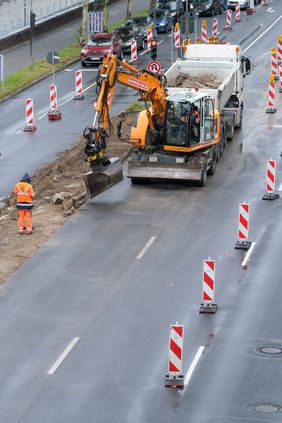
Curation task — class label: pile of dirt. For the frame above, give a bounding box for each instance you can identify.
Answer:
[171,72,220,89]
[0,111,136,284]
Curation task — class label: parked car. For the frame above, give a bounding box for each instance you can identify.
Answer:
[194,0,224,16]
[124,16,148,40]
[113,26,145,54]
[227,0,260,8]
[148,9,173,33]
[80,33,122,66]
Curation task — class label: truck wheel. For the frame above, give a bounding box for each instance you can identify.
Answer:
[208,151,217,175]
[197,163,207,187]
[227,123,234,141]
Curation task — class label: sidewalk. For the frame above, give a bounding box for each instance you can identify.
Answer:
[1,0,149,76]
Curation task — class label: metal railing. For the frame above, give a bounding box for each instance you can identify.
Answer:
[0,0,93,36]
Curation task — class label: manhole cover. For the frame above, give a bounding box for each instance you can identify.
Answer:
[249,403,282,414]
[257,346,282,355]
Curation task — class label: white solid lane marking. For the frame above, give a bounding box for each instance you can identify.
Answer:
[242,14,282,53]
[47,337,79,375]
[278,183,282,192]
[158,39,164,46]
[136,236,156,260]
[140,49,149,56]
[184,346,205,386]
[241,242,256,269]
[37,81,97,120]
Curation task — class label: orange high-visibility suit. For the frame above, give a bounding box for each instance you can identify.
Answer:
[14,173,35,234]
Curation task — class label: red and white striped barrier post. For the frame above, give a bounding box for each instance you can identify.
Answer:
[266,74,276,114]
[277,35,282,64]
[223,9,232,30]
[164,323,184,389]
[174,22,180,48]
[47,84,62,120]
[279,63,282,93]
[131,39,137,62]
[201,20,207,43]
[235,203,252,250]
[261,0,268,5]
[199,258,217,313]
[73,70,84,100]
[212,18,218,37]
[271,47,279,81]
[246,0,254,14]
[147,25,152,50]
[235,2,241,22]
[262,159,280,200]
[24,98,36,132]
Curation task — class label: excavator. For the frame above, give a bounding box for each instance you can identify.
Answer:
[83,53,222,198]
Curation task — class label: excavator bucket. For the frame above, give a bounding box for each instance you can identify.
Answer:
[83,158,123,199]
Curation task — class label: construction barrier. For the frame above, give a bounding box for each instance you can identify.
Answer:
[147,25,152,50]
[235,203,252,250]
[199,258,217,313]
[208,36,212,44]
[271,48,279,81]
[224,9,232,30]
[201,20,207,44]
[213,35,218,44]
[48,84,62,120]
[73,70,84,100]
[279,64,282,93]
[262,159,280,200]
[164,323,184,389]
[196,37,200,44]
[266,74,276,114]
[24,98,36,132]
[212,18,218,37]
[261,0,267,5]
[131,39,137,61]
[235,2,241,22]
[174,23,180,48]
[277,35,282,64]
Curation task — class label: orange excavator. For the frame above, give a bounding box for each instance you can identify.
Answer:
[83,53,168,198]
[83,53,223,198]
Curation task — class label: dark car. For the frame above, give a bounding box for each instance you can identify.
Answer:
[124,16,148,40]
[148,9,173,33]
[80,33,122,66]
[194,0,224,16]
[113,26,144,54]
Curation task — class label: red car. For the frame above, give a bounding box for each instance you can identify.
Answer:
[80,32,122,66]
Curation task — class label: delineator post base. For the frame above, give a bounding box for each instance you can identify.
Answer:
[23,125,37,132]
[199,303,217,314]
[235,240,252,250]
[262,192,279,201]
[73,94,85,100]
[47,110,62,120]
[164,374,184,389]
[266,107,276,113]
[223,26,232,31]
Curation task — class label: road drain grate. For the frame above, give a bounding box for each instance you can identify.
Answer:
[249,403,282,414]
[257,346,282,355]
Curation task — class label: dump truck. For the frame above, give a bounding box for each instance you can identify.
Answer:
[127,43,250,185]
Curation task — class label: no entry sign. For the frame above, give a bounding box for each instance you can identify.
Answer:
[147,60,161,74]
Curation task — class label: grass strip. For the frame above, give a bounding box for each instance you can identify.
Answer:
[0,8,148,100]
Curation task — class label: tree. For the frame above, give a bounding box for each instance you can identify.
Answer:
[126,0,132,20]
[103,0,109,32]
[79,0,89,44]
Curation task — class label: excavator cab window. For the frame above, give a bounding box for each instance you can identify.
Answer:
[164,101,190,147]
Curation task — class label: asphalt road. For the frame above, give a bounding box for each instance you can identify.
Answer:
[1,1,282,422]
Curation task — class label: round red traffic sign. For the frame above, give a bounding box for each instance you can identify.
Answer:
[147,61,161,74]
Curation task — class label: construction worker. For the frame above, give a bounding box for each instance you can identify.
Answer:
[190,105,201,144]
[14,173,35,234]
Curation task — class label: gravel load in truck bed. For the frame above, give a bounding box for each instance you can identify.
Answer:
[171,72,220,89]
